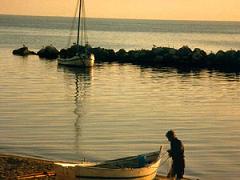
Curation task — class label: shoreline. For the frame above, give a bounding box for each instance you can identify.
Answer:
[0,154,197,180]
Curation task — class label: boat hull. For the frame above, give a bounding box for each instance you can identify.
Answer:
[75,161,160,180]
[58,54,95,67]
[55,151,161,180]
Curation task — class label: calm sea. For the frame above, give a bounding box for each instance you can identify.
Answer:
[0,15,240,179]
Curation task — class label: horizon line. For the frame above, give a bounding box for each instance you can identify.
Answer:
[1,13,240,23]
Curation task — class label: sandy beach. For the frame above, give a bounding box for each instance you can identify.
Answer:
[0,154,55,179]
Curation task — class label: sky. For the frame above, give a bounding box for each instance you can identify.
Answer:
[0,0,240,21]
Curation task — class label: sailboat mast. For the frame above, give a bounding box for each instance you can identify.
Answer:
[77,0,82,48]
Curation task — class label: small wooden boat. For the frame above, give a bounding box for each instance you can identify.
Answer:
[55,149,162,180]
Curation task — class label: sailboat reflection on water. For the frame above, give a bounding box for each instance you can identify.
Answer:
[73,68,93,156]
[58,64,93,160]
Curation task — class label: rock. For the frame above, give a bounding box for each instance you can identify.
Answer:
[12,43,235,72]
[116,49,127,61]
[225,50,237,59]
[59,44,87,59]
[215,50,225,59]
[91,46,240,71]
[12,46,36,56]
[177,46,192,58]
[91,47,116,61]
[192,48,206,61]
[152,47,165,55]
[153,55,164,63]
[37,45,59,59]
[168,48,177,56]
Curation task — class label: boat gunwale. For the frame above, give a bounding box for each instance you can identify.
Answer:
[77,150,161,170]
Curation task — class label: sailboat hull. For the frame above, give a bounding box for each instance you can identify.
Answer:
[58,54,95,67]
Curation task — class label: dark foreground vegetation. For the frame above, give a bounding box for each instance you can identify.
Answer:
[13,45,240,72]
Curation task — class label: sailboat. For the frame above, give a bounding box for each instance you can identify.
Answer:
[58,0,95,67]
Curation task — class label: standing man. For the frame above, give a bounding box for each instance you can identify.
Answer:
[166,130,185,180]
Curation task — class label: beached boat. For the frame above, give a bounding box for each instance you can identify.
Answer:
[55,149,162,180]
[58,0,94,67]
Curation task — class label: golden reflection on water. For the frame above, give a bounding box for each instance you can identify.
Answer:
[58,66,93,158]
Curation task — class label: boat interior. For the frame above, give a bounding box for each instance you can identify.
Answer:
[94,151,160,169]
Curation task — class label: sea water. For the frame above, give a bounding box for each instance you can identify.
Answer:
[1,15,240,51]
[0,15,240,179]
